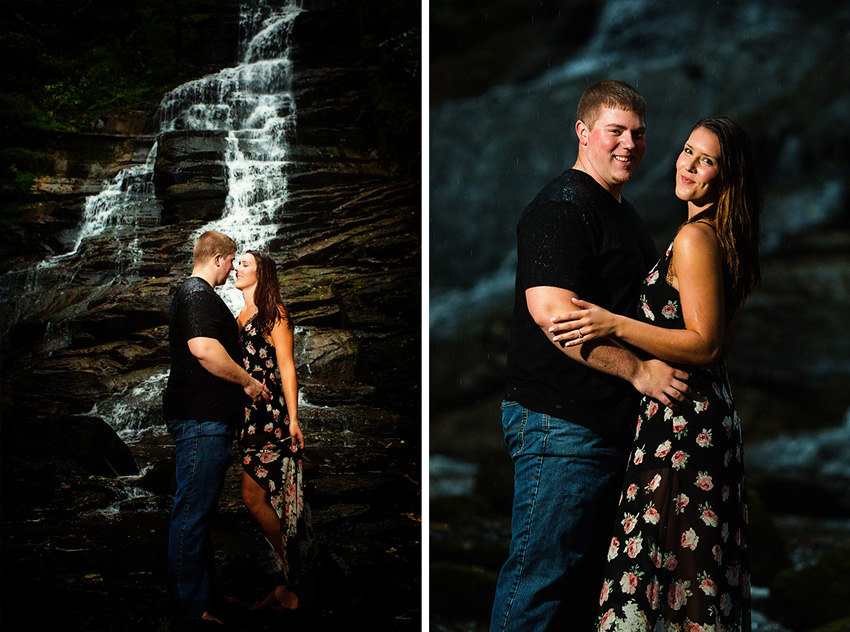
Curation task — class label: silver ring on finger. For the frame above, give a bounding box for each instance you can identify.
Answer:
[577,329,584,339]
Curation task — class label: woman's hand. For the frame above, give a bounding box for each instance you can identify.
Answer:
[289,419,305,451]
[548,298,619,347]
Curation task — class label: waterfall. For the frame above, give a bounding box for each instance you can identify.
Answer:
[73,143,161,256]
[0,141,160,330]
[158,1,301,312]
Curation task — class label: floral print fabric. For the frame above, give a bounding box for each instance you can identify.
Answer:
[597,242,751,632]
[239,317,309,586]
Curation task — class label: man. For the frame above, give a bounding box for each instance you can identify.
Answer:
[491,80,692,631]
[163,230,270,626]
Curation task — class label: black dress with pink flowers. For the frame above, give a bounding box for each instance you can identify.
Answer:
[596,238,751,631]
[239,317,310,589]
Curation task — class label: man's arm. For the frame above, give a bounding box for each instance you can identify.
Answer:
[526,286,692,408]
[549,224,726,366]
[187,337,271,403]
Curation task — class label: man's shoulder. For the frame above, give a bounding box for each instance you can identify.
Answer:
[520,170,600,226]
[174,276,213,297]
[526,169,602,210]
[172,277,218,314]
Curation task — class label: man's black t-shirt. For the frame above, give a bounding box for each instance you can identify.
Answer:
[505,169,658,442]
[163,276,244,425]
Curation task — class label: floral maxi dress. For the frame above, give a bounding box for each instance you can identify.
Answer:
[597,240,751,632]
[239,317,310,588]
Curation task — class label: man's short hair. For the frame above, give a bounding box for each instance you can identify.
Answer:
[577,80,646,130]
[193,230,237,265]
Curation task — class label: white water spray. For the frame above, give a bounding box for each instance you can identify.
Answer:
[159,2,301,312]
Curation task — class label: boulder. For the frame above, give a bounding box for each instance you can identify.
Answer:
[295,327,359,383]
[3,415,137,481]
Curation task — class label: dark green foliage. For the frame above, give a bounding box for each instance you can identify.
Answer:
[0,147,52,215]
[0,0,236,134]
[0,0,237,216]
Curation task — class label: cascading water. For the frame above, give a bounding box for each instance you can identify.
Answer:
[0,140,160,329]
[158,0,301,312]
[71,144,161,255]
[90,371,171,441]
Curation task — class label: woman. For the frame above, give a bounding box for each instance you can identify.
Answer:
[235,249,308,612]
[550,116,760,630]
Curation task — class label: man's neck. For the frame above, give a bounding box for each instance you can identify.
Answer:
[572,158,623,202]
[190,266,218,288]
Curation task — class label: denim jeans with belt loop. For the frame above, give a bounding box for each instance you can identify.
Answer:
[490,401,628,632]
[166,419,233,618]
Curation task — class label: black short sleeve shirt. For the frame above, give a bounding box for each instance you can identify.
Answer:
[505,169,658,441]
[163,276,244,425]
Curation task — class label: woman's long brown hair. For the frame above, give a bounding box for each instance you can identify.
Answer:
[692,116,762,308]
[246,250,292,337]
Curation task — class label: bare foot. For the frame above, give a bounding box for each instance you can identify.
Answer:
[201,611,226,625]
[249,585,299,612]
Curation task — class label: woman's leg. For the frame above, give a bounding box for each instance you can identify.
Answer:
[241,470,285,558]
[241,470,298,610]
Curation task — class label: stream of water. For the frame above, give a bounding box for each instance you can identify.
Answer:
[157,1,301,312]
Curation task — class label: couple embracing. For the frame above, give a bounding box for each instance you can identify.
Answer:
[492,80,760,631]
[163,231,309,627]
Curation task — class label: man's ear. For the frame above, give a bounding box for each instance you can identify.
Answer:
[575,119,588,146]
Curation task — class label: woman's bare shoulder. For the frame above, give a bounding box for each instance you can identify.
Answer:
[672,221,721,257]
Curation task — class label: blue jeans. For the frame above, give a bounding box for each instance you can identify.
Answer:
[166,419,233,618]
[490,402,627,632]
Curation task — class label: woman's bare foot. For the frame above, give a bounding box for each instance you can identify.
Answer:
[249,585,299,612]
[201,611,226,625]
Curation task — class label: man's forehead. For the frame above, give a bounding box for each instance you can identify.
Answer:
[595,107,645,127]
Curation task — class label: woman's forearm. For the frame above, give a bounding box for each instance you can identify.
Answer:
[613,315,723,367]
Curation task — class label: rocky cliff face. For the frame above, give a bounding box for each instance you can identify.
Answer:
[1,3,420,629]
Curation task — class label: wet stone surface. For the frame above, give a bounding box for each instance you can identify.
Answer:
[2,414,420,632]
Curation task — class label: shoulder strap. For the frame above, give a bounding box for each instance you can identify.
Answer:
[685,209,717,230]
